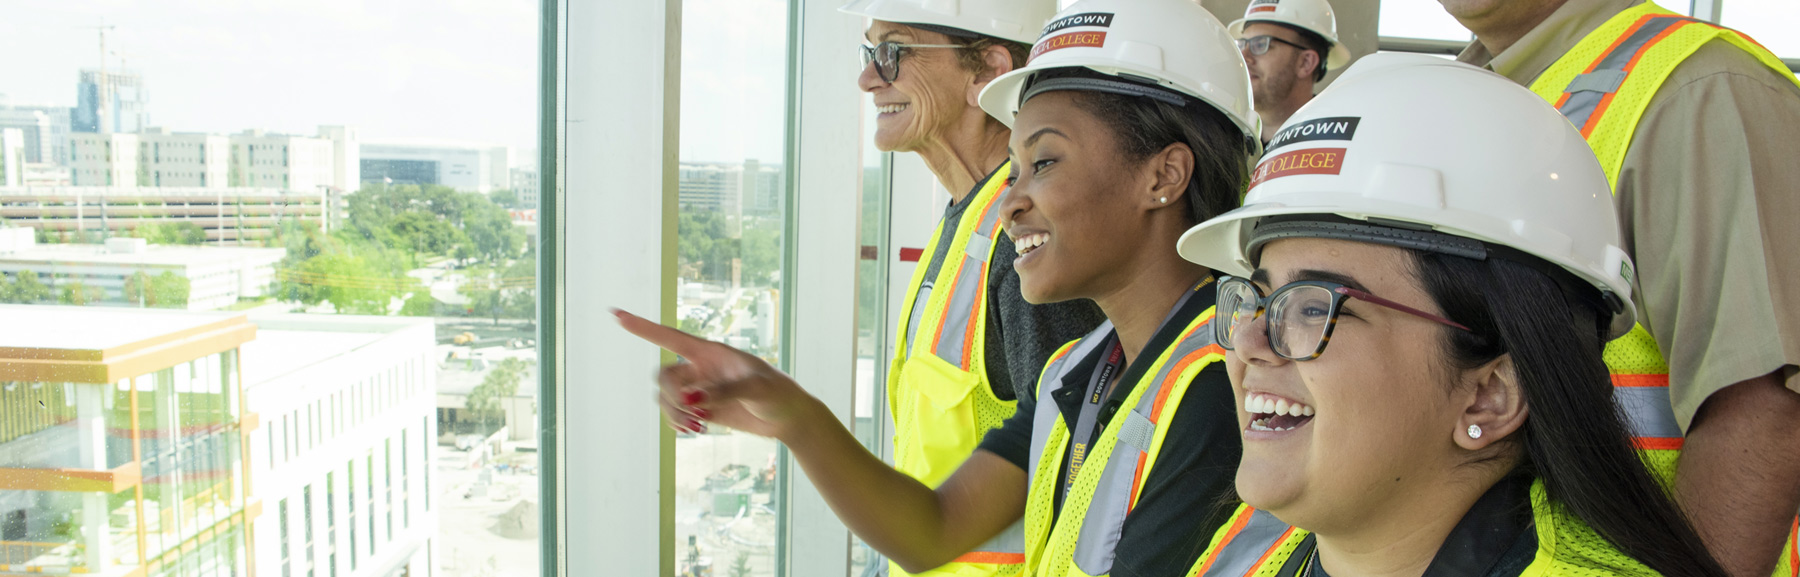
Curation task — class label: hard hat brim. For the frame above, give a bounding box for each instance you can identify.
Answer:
[1179,202,1638,339]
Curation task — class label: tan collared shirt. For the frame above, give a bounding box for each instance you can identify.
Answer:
[1461,0,1800,430]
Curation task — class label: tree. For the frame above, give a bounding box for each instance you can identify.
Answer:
[0,270,52,304]
[388,211,464,255]
[729,552,753,577]
[400,292,438,317]
[58,279,103,306]
[132,222,207,245]
[151,271,190,307]
[488,188,518,209]
[466,358,528,434]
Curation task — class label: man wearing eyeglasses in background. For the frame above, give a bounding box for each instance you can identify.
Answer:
[839,1,1105,576]
[1227,0,1351,149]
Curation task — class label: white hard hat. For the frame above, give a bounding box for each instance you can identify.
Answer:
[975,0,1260,148]
[1178,53,1638,338]
[1228,0,1351,70]
[839,0,1057,45]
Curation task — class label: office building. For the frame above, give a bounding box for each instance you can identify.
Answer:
[241,313,438,577]
[677,160,782,217]
[0,185,332,244]
[319,125,362,194]
[0,101,70,165]
[361,140,512,193]
[72,69,150,135]
[138,128,230,188]
[69,132,139,187]
[1,129,22,188]
[0,235,285,310]
[510,167,538,209]
[0,305,257,577]
[230,129,337,192]
[22,163,71,187]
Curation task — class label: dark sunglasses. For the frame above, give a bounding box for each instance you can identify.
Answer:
[1216,276,1472,361]
[860,41,961,83]
[1236,35,1309,57]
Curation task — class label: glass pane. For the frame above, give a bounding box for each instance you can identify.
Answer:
[850,83,892,577]
[676,0,790,574]
[1723,0,1800,59]
[0,3,542,577]
[1378,0,1474,41]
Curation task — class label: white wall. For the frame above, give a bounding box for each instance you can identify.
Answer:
[242,317,438,577]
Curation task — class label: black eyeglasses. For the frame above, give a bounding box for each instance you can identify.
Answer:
[1236,35,1309,57]
[860,41,961,83]
[1216,276,1472,361]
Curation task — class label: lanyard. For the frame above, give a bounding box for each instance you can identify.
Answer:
[1063,337,1125,496]
[1057,282,1208,501]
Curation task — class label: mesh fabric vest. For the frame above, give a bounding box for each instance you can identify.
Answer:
[1021,294,1224,577]
[888,160,1025,576]
[1522,4,1800,572]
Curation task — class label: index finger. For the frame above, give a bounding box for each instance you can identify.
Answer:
[613,308,712,358]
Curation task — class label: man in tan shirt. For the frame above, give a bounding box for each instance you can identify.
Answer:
[1445,0,1800,573]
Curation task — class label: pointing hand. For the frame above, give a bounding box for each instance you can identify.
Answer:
[613,308,824,440]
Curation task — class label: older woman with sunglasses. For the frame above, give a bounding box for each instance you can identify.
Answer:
[843,2,1109,576]
[1179,54,1725,576]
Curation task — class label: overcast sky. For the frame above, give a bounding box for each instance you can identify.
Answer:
[5,0,1789,167]
[3,0,791,165]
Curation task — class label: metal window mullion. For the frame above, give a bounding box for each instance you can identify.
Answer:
[781,0,868,574]
[558,0,680,575]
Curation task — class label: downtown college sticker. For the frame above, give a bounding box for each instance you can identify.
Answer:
[1029,12,1113,63]
[1250,116,1360,189]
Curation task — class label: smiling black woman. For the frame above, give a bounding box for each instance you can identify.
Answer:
[616,0,1263,574]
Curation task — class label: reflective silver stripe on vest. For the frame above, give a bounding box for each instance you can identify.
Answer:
[973,519,1027,557]
[1199,510,1292,577]
[933,187,1011,367]
[1615,384,1683,441]
[1557,15,1700,129]
[1028,322,1116,489]
[1071,322,1219,575]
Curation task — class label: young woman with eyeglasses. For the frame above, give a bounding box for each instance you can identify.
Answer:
[1178,54,1726,576]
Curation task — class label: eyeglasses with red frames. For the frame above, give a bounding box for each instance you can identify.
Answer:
[1215,275,1473,361]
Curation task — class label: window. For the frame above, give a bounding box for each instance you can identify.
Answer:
[385,439,394,540]
[347,461,358,570]
[401,429,410,529]
[327,472,337,577]
[366,453,376,555]
[279,498,291,577]
[304,485,315,577]
[1722,0,1800,58]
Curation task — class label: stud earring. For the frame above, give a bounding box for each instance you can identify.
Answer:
[1158,197,1168,203]
[1467,424,1483,439]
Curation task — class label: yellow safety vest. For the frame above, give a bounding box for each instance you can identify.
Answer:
[1523,4,1800,573]
[889,161,1026,576]
[1021,287,1225,577]
[1185,481,1662,577]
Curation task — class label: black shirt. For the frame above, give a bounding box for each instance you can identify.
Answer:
[977,281,1243,577]
[912,166,1108,401]
[1282,475,1537,577]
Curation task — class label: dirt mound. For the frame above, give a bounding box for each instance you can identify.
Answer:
[490,499,539,540]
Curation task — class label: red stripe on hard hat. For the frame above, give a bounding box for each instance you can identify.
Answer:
[1249,5,1278,13]
[1029,31,1108,63]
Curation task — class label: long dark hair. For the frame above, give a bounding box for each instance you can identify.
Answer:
[1049,69,1253,224]
[1414,251,1727,576]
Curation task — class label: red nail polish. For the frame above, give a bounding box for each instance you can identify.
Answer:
[692,408,711,420]
[682,390,706,405]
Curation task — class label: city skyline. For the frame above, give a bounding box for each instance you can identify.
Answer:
[2,0,796,165]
